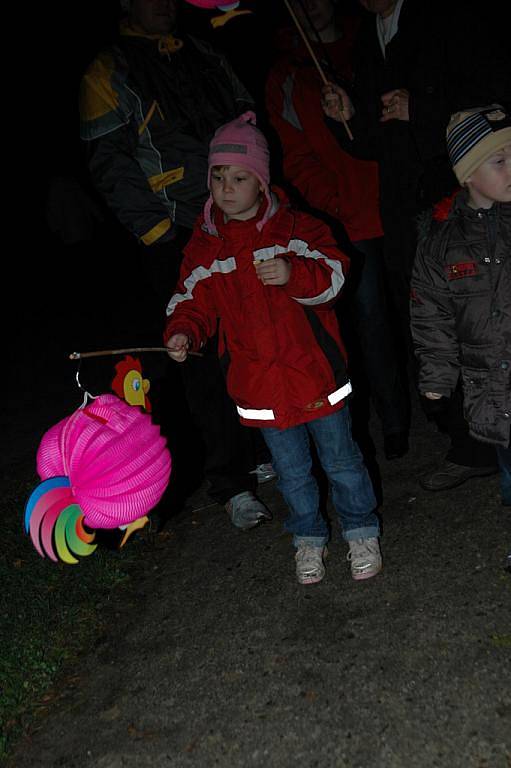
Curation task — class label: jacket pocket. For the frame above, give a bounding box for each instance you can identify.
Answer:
[461,367,494,425]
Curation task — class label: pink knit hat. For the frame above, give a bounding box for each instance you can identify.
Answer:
[204,111,272,232]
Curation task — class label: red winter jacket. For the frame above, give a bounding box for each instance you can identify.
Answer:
[164,191,352,430]
[266,28,382,244]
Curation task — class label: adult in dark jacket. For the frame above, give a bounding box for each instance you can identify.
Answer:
[322,0,510,487]
[79,0,273,528]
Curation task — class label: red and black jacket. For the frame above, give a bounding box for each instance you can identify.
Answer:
[164,190,352,430]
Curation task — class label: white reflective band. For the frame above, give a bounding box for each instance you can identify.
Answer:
[327,381,352,406]
[166,257,237,317]
[237,406,275,421]
[237,383,351,420]
[252,238,345,306]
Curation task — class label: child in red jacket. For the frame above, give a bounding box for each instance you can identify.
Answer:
[165,112,381,585]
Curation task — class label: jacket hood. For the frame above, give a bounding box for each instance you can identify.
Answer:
[201,189,284,237]
[416,189,460,243]
[119,19,183,54]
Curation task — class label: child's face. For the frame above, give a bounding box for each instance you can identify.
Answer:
[210,166,263,222]
[466,144,511,209]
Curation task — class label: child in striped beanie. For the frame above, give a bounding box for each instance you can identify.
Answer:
[410,104,510,532]
[446,104,511,209]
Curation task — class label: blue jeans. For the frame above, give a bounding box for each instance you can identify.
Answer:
[261,408,379,547]
[496,444,511,506]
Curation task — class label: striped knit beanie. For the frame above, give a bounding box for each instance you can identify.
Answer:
[204,111,272,233]
[446,105,511,184]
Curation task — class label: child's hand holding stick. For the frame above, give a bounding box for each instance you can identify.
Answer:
[166,334,192,362]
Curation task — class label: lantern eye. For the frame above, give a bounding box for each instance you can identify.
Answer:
[132,377,141,392]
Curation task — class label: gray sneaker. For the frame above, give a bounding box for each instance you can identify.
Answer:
[295,544,327,585]
[225,491,272,530]
[249,462,277,484]
[347,538,382,581]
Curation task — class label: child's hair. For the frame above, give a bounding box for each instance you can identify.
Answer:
[446,104,511,184]
[204,111,272,232]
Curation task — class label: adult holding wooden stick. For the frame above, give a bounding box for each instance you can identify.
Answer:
[282,0,353,140]
[266,0,409,459]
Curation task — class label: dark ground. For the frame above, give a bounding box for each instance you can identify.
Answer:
[3,211,511,768]
[2,147,510,764]
[8,4,509,764]
[4,369,511,767]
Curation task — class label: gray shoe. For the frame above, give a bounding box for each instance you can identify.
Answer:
[249,462,277,484]
[295,544,327,585]
[225,492,272,530]
[419,462,498,491]
[347,538,382,581]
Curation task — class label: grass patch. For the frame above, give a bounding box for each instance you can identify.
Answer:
[0,474,149,761]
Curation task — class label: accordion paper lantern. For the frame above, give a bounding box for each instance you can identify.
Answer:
[25,395,171,563]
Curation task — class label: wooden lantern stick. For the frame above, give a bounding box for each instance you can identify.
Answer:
[69,346,202,360]
[282,0,353,141]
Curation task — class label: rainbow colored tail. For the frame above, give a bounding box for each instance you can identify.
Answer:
[24,477,97,565]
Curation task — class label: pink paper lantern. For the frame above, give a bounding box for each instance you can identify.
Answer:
[35,394,171,530]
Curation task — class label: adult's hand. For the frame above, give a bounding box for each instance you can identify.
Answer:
[380,88,410,122]
[321,83,354,122]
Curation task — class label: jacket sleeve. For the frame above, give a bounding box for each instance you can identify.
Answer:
[163,234,219,350]
[282,216,349,309]
[265,69,342,220]
[410,231,460,396]
[79,53,174,245]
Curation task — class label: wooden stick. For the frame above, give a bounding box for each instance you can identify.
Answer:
[282,0,354,141]
[69,347,203,360]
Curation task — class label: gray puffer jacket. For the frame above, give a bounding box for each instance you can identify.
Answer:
[411,191,510,447]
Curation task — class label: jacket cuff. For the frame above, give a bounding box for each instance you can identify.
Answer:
[418,381,455,398]
[282,258,309,298]
[141,218,172,246]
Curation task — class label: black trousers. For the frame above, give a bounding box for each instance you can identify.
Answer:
[145,233,265,504]
[381,211,417,365]
[344,237,409,437]
[445,386,497,468]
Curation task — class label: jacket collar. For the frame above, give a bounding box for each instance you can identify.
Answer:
[199,187,297,245]
[433,189,504,222]
[120,19,183,54]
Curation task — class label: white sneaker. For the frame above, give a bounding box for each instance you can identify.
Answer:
[295,544,327,585]
[347,538,382,581]
[249,462,277,484]
[225,491,272,530]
